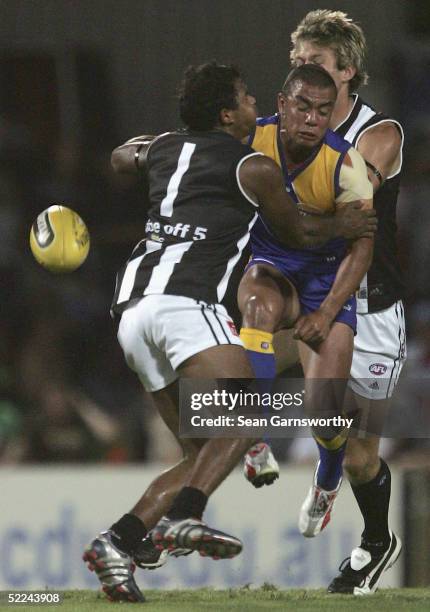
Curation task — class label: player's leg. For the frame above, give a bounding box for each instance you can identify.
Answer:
[238,263,300,486]
[238,262,299,377]
[84,298,255,599]
[84,385,201,592]
[124,299,258,560]
[344,435,381,482]
[86,346,255,589]
[298,322,353,537]
[80,297,207,597]
[273,328,301,374]
[344,424,393,559]
[83,301,197,601]
[107,381,206,570]
[82,300,168,601]
[327,398,401,594]
[151,343,257,558]
[344,433,391,551]
[130,384,204,528]
[328,303,405,593]
[343,397,393,553]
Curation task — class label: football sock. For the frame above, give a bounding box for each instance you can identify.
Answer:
[240,327,276,380]
[167,486,208,520]
[315,435,346,491]
[240,327,275,443]
[350,458,391,552]
[110,513,148,555]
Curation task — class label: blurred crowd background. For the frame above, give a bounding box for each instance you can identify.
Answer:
[1,0,429,465]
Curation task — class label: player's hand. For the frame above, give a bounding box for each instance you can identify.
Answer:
[334,202,377,240]
[293,310,332,345]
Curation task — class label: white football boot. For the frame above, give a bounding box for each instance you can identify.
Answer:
[299,461,342,537]
[327,531,402,595]
[243,442,280,488]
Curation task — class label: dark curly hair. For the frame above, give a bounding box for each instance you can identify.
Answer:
[179,61,241,131]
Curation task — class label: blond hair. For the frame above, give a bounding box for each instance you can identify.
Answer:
[290,9,368,92]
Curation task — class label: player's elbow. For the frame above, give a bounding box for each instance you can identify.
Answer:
[111,147,123,173]
[111,147,134,174]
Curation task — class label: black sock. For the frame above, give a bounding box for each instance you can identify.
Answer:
[166,486,208,520]
[110,513,148,555]
[350,458,391,554]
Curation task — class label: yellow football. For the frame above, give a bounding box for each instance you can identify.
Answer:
[29,205,90,273]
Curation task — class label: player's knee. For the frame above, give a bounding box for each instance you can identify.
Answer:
[241,294,279,331]
[343,446,379,482]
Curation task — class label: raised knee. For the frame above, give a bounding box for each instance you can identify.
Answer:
[242,295,278,330]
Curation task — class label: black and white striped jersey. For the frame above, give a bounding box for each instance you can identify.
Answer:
[111,130,260,314]
[335,95,405,313]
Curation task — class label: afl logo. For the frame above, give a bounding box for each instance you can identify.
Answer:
[369,363,387,376]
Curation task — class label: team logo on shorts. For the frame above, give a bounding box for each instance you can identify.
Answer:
[369,363,387,376]
[368,381,380,390]
[227,320,239,337]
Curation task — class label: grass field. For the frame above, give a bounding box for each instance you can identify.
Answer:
[1,587,429,611]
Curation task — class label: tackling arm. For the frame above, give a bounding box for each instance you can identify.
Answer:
[238,154,377,248]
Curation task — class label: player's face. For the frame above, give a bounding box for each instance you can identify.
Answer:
[291,40,351,92]
[278,80,335,154]
[231,80,257,139]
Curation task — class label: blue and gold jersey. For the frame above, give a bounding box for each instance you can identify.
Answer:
[249,114,352,272]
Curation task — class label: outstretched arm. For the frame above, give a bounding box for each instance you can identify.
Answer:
[111,135,156,174]
[238,154,376,248]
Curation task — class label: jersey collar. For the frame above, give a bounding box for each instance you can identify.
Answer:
[333,94,362,136]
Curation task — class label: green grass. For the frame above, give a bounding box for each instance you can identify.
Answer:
[1,587,430,611]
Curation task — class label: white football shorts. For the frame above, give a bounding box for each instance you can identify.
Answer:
[348,300,406,400]
[117,294,243,392]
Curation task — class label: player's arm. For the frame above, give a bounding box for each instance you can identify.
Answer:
[294,148,374,343]
[111,135,156,174]
[238,154,377,247]
[356,122,402,192]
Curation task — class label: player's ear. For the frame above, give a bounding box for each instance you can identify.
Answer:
[277,92,287,117]
[341,64,356,86]
[219,107,234,126]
